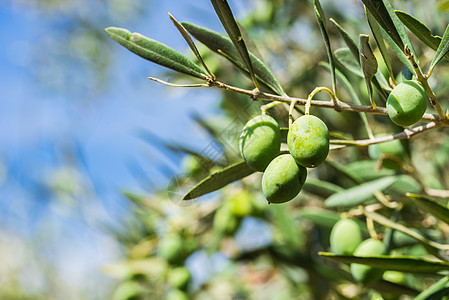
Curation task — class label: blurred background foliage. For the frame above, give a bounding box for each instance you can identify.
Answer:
[2,0,449,299]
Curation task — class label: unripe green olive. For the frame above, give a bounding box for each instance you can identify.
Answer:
[330,219,362,255]
[157,234,184,265]
[262,154,307,203]
[368,135,405,170]
[386,80,427,127]
[229,190,253,217]
[287,115,329,168]
[166,289,189,300]
[239,115,281,171]
[350,238,386,285]
[167,266,191,290]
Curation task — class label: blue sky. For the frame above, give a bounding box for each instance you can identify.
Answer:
[0,0,253,298]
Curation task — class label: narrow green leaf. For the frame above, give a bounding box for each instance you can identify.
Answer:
[182,22,284,95]
[314,0,337,95]
[406,193,449,225]
[210,0,259,88]
[331,18,359,60]
[430,24,449,73]
[303,179,344,198]
[360,34,378,107]
[361,0,403,49]
[385,175,420,195]
[345,160,395,181]
[381,26,415,74]
[182,161,254,200]
[319,252,449,273]
[334,48,363,77]
[168,13,215,79]
[322,62,373,138]
[298,208,341,229]
[395,10,441,51]
[105,27,206,79]
[414,276,449,300]
[366,8,395,81]
[325,176,397,208]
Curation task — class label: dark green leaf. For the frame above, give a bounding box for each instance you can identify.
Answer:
[182,22,284,95]
[334,48,363,77]
[105,27,206,79]
[297,208,341,229]
[430,24,449,72]
[314,0,337,95]
[385,175,420,195]
[406,193,449,225]
[359,34,378,107]
[325,176,397,208]
[361,0,403,49]
[183,161,255,200]
[395,10,442,52]
[381,26,415,74]
[366,8,394,80]
[168,13,215,79]
[319,252,449,273]
[210,0,258,88]
[413,276,449,300]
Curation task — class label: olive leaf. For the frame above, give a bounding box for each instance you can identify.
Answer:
[429,24,449,74]
[366,8,395,82]
[334,48,363,77]
[105,27,207,79]
[168,13,215,79]
[319,252,449,273]
[210,0,259,88]
[406,193,449,225]
[395,10,442,52]
[314,0,337,96]
[182,22,285,95]
[361,0,403,49]
[344,160,395,181]
[325,176,397,208]
[298,208,341,229]
[331,18,359,60]
[183,161,255,200]
[359,34,378,108]
[302,179,344,198]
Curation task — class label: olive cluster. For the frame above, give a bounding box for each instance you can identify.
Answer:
[330,219,387,285]
[239,114,329,204]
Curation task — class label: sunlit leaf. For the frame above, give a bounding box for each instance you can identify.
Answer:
[325,176,397,208]
[319,252,449,273]
[210,0,258,88]
[182,22,284,95]
[430,24,449,73]
[105,27,206,79]
[406,193,449,225]
[314,0,337,95]
[183,161,255,200]
[331,18,359,60]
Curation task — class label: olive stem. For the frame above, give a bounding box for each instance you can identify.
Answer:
[364,210,449,251]
[404,45,446,121]
[329,122,439,147]
[304,87,336,115]
[261,101,283,114]
[149,77,444,123]
[373,190,398,209]
[366,215,378,239]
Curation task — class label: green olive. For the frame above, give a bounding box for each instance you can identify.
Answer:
[167,266,191,290]
[239,114,281,171]
[350,238,386,285]
[368,135,405,170]
[157,234,184,265]
[330,219,362,255]
[287,115,329,168]
[166,289,189,300]
[262,154,307,203]
[386,80,427,127]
